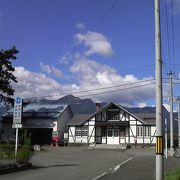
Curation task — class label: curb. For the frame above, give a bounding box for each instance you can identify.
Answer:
[0,163,32,175]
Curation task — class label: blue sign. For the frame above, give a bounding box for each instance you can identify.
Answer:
[15,97,22,104]
[13,97,23,124]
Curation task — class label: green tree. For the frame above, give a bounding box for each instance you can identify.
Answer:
[0,46,19,105]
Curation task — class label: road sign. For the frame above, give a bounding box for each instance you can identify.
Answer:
[13,97,23,124]
[12,124,23,128]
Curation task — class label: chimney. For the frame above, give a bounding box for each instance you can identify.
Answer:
[96,103,101,112]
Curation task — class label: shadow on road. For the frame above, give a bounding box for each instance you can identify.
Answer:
[32,164,79,169]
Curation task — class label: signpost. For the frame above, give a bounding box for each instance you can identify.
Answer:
[13,97,23,157]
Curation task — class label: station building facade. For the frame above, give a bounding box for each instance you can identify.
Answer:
[68,102,156,146]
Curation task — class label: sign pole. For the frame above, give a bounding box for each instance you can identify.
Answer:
[15,128,18,157]
[13,97,23,159]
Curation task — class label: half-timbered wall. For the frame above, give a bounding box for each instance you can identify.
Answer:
[68,117,95,144]
[68,103,156,145]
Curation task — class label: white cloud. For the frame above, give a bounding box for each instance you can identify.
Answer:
[40,62,51,74]
[74,31,113,57]
[76,22,85,30]
[12,67,64,99]
[69,56,156,106]
[59,52,72,65]
[137,102,147,108]
[40,62,63,78]
[11,26,169,106]
[12,61,157,107]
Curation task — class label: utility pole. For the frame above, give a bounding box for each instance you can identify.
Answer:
[169,71,174,157]
[165,118,168,159]
[154,0,164,179]
[177,97,180,148]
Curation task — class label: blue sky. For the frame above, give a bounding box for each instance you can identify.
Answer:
[0,0,180,108]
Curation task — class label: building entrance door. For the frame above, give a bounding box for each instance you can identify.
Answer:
[107,129,119,144]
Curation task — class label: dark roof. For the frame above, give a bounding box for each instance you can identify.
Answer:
[133,113,156,125]
[67,114,92,126]
[96,101,146,124]
[2,104,69,119]
[68,102,148,126]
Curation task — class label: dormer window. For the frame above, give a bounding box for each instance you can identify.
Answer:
[107,109,120,121]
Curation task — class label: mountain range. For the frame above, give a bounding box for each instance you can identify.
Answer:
[0,95,178,133]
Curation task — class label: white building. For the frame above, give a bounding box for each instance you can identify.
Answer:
[68,102,156,146]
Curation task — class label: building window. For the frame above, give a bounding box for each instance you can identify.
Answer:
[144,126,150,137]
[108,130,113,137]
[82,126,88,136]
[114,129,119,137]
[75,127,81,136]
[137,126,143,137]
[102,128,106,137]
[137,126,150,137]
[107,110,120,120]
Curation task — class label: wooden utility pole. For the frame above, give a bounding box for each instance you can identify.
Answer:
[177,97,180,148]
[169,71,174,157]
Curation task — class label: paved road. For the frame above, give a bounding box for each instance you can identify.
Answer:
[0,147,180,180]
[100,148,180,180]
[0,147,130,180]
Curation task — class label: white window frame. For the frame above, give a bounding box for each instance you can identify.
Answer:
[82,126,88,137]
[137,126,150,137]
[137,126,143,137]
[144,126,150,137]
[75,127,81,137]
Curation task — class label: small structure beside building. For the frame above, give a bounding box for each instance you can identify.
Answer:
[68,102,156,146]
[2,103,73,145]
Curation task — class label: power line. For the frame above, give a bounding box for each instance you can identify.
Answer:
[25,79,155,100]
[92,0,120,30]
[170,0,175,74]
[59,1,120,61]
[161,46,169,75]
[74,82,156,99]
[164,0,172,70]
[67,65,155,82]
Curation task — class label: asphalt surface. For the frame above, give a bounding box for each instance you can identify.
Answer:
[0,147,180,180]
[0,146,130,180]
[100,148,180,180]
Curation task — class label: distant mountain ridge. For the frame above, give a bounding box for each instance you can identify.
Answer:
[1,95,178,133]
[27,95,96,114]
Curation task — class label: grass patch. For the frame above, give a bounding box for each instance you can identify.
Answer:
[0,144,15,159]
[16,146,33,164]
[165,169,180,180]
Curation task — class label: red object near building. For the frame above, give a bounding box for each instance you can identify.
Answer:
[51,131,60,146]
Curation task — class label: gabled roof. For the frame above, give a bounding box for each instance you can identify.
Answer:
[68,101,148,126]
[2,103,69,119]
[67,114,92,126]
[133,113,156,125]
[96,101,147,124]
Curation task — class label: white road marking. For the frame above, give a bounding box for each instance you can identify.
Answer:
[112,157,133,173]
[91,157,133,180]
[91,172,108,180]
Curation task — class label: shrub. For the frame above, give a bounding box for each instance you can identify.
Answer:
[16,146,33,164]
[0,144,15,159]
